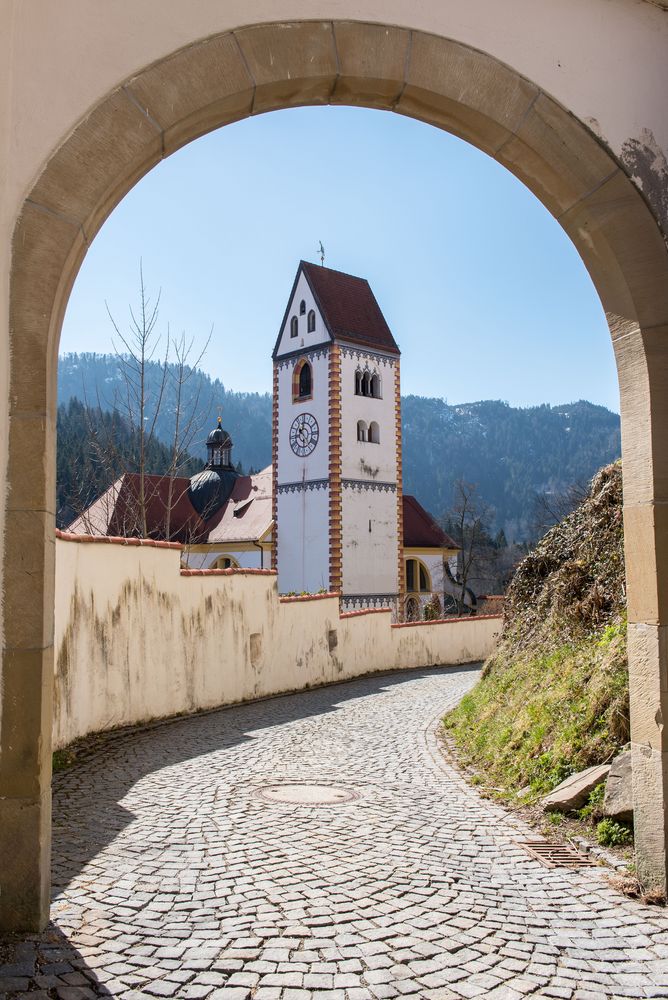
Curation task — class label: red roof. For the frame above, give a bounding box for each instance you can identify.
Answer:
[403,494,458,549]
[67,470,273,546]
[301,261,400,355]
[68,473,210,543]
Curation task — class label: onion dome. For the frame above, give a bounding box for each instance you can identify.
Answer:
[188,467,237,518]
[188,415,238,518]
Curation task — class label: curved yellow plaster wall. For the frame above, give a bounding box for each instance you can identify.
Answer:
[53,537,501,750]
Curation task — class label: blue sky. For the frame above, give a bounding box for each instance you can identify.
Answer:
[61,105,619,413]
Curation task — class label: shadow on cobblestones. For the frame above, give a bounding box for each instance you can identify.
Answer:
[0,923,110,998]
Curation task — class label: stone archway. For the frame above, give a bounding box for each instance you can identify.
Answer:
[2,18,668,931]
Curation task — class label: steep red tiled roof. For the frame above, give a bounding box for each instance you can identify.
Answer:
[68,473,209,544]
[403,494,458,550]
[67,469,274,547]
[302,261,400,355]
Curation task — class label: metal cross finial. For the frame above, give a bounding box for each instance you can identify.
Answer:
[318,241,325,266]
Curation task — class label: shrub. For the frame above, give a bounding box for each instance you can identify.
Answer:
[596,818,631,847]
[578,782,606,821]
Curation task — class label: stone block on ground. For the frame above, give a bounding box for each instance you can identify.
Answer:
[541,764,610,812]
[603,750,633,822]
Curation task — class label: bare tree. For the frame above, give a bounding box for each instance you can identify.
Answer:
[163,328,212,540]
[106,262,169,538]
[64,264,213,540]
[530,479,590,541]
[446,480,493,615]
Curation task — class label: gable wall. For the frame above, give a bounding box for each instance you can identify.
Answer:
[274,270,329,359]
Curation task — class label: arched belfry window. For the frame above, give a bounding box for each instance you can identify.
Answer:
[369,421,380,444]
[307,309,316,333]
[357,420,368,442]
[290,316,298,338]
[299,299,306,315]
[299,363,311,399]
[355,368,381,398]
[292,359,313,402]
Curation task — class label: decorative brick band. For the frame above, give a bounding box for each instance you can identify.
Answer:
[394,358,405,618]
[280,592,338,603]
[342,479,396,493]
[391,614,503,629]
[271,362,279,572]
[181,567,277,577]
[56,529,182,550]
[277,479,328,494]
[339,344,397,367]
[328,343,342,593]
[275,345,329,369]
[340,608,392,619]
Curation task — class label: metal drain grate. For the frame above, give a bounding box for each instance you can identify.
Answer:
[515,839,597,869]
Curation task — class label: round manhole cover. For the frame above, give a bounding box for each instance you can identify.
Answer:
[256,783,359,805]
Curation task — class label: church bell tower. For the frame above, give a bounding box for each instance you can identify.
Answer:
[272,261,403,611]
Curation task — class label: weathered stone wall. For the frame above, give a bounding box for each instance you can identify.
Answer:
[53,535,501,750]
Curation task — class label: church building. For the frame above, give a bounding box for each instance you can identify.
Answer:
[67,261,462,619]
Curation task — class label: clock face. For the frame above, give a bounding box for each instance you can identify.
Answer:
[289,412,319,457]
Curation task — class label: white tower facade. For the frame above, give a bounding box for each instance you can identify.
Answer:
[273,262,403,609]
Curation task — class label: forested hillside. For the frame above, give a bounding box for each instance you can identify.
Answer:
[56,398,202,528]
[402,396,620,541]
[58,352,272,474]
[58,353,620,540]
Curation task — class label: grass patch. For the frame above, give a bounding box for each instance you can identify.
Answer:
[443,617,628,804]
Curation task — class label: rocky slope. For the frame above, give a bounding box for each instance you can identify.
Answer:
[444,463,628,800]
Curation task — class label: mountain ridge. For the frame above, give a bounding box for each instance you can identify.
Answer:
[57,352,621,541]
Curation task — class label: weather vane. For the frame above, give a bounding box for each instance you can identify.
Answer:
[318,241,325,266]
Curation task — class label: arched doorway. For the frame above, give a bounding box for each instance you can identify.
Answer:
[3,15,668,930]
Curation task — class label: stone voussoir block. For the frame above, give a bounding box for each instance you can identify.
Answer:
[235,22,338,114]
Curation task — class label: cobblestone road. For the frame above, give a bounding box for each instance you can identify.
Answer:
[4,665,668,1000]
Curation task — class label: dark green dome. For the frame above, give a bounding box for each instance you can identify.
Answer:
[188,468,237,518]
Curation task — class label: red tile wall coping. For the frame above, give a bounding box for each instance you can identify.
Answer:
[339,608,392,619]
[56,529,182,550]
[181,567,277,577]
[392,614,503,628]
[279,592,338,603]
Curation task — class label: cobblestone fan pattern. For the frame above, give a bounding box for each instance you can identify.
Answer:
[4,665,668,999]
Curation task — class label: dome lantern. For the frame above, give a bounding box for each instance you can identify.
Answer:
[206,416,233,470]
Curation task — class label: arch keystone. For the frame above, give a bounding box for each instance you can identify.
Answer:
[332,22,409,108]
[235,22,338,113]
